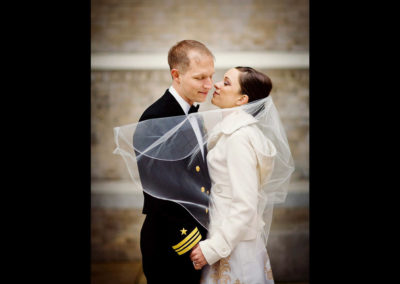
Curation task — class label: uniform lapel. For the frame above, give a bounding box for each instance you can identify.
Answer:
[166,90,210,177]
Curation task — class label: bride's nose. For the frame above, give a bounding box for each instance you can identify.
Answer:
[214,81,222,89]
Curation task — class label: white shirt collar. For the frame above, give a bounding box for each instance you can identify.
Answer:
[169,85,191,115]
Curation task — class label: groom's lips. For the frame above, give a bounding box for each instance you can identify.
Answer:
[199,91,208,95]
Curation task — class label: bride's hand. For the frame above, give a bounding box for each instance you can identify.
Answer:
[190,244,208,270]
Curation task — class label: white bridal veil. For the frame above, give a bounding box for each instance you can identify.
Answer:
[113,96,294,244]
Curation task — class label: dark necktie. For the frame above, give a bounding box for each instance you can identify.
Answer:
[188,104,200,114]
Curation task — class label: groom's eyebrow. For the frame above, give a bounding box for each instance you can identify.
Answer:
[193,71,215,77]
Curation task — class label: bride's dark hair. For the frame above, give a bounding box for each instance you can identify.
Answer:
[235,67,272,102]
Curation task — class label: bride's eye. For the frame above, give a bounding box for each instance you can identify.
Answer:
[224,81,230,86]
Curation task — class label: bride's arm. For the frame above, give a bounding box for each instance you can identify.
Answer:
[199,130,261,265]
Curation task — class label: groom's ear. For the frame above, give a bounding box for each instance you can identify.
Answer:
[171,69,180,83]
[236,94,249,106]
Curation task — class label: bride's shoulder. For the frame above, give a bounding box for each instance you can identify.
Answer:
[229,124,276,152]
[226,124,259,145]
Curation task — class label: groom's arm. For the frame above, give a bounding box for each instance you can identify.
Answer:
[134,125,208,256]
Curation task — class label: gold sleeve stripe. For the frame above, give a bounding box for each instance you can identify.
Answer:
[172,227,199,250]
[177,234,202,255]
[175,231,200,253]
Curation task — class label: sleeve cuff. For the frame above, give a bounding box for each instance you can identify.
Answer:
[199,233,231,265]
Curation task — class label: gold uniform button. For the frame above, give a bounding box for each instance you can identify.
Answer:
[201,187,205,192]
[207,190,210,195]
[196,166,200,172]
[205,208,208,213]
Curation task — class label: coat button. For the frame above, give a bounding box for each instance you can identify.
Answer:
[201,187,205,192]
[221,247,229,256]
[196,166,200,172]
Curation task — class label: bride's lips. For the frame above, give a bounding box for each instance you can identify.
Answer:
[213,91,219,96]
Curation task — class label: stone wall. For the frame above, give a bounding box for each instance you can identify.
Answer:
[91,0,309,53]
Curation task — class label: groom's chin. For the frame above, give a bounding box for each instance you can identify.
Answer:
[195,95,208,103]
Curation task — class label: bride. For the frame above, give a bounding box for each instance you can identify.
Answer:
[190,67,292,284]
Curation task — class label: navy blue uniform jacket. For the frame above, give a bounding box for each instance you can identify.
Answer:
[133,89,211,284]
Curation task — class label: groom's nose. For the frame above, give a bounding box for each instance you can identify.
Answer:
[204,78,213,90]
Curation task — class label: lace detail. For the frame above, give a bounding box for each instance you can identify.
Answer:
[201,249,274,283]
[264,252,274,280]
[210,256,231,284]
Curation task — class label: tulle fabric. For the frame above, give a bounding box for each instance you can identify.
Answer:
[113,96,294,243]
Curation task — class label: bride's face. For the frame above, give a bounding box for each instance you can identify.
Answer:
[212,68,248,108]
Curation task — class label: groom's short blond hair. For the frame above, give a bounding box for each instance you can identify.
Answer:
[168,40,214,74]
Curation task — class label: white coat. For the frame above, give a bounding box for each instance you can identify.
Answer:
[199,109,277,266]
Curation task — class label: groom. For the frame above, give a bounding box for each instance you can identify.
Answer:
[134,40,215,284]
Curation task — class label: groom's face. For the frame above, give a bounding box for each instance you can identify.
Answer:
[177,51,214,105]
